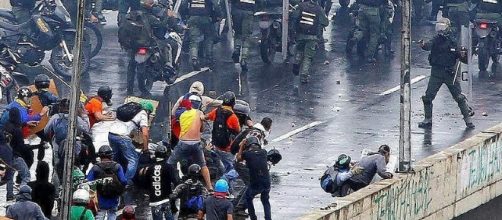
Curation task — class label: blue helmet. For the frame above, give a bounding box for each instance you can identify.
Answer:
[214,179,229,193]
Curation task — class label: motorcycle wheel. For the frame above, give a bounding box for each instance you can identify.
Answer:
[50,39,91,78]
[84,22,103,58]
[260,38,276,64]
[136,63,154,95]
[478,40,490,74]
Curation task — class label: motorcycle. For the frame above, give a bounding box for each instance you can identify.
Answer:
[0,46,30,104]
[474,19,500,78]
[255,7,286,64]
[0,0,90,78]
[135,35,179,95]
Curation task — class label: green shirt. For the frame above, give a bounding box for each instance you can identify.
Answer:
[70,206,95,220]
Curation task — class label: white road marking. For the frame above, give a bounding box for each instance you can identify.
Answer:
[378,75,428,96]
[271,121,326,143]
[172,67,210,85]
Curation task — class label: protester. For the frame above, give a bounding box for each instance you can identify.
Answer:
[87,145,127,220]
[70,188,95,220]
[28,161,56,218]
[3,107,33,169]
[236,137,271,220]
[320,154,363,197]
[346,145,393,191]
[170,164,210,218]
[1,127,30,201]
[6,185,48,220]
[198,179,234,220]
[85,86,115,128]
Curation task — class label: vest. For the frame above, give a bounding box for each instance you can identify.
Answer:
[298,2,320,35]
[189,0,211,16]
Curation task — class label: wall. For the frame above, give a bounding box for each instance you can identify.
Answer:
[300,123,502,220]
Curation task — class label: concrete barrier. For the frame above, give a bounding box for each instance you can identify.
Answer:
[0,1,11,9]
[301,123,502,220]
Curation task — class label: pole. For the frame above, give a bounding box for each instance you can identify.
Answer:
[282,0,289,61]
[60,0,86,218]
[399,0,411,172]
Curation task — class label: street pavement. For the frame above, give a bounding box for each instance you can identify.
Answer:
[1,4,502,220]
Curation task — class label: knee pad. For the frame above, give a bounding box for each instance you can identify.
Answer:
[454,93,467,103]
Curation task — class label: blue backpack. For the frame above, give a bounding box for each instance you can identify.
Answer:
[53,114,69,146]
[320,166,339,193]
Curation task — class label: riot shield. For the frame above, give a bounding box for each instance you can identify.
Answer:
[460,24,473,100]
[224,0,234,47]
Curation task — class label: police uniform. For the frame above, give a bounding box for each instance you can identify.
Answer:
[231,0,261,69]
[419,33,474,128]
[182,0,222,70]
[444,0,469,41]
[355,0,386,61]
[291,0,329,84]
[9,0,36,23]
[119,0,141,23]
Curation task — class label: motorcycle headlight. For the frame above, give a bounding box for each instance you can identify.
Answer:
[272,21,280,29]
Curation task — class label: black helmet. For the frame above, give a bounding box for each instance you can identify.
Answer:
[267,149,282,165]
[336,154,351,169]
[245,136,261,148]
[57,99,70,114]
[34,74,50,89]
[154,144,168,160]
[97,86,113,103]
[98,145,113,158]
[378,145,390,155]
[188,164,201,176]
[222,91,236,107]
[17,87,33,100]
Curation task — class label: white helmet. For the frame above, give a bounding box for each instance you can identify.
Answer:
[73,189,90,204]
[189,81,204,96]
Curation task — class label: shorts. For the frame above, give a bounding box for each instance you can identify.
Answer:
[167,141,206,167]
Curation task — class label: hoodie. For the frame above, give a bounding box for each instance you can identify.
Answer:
[28,161,56,218]
[6,185,48,220]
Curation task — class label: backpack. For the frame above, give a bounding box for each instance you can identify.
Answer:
[53,114,69,146]
[116,102,143,122]
[118,11,153,49]
[211,107,233,148]
[320,166,340,193]
[94,162,125,198]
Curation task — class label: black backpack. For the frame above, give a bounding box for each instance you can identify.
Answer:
[320,166,340,193]
[116,102,143,122]
[94,162,125,198]
[118,11,153,49]
[297,3,320,35]
[211,108,233,148]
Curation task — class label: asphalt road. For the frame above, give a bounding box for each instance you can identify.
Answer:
[1,4,502,220]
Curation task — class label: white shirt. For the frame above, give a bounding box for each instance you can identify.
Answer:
[110,110,149,136]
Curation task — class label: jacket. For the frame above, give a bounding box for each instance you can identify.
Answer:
[4,100,42,125]
[350,154,392,184]
[6,191,48,220]
[86,161,127,209]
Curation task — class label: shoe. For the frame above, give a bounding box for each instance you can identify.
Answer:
[466,122,475,129]
[232,51,240,63]
[192,59,201,71]
[468,107,475,117]
[418,120,432,128]
[234,209,249,217]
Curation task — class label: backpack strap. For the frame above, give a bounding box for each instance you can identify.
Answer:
[79,207,88,220]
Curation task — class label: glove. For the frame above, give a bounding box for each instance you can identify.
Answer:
[350,166,364,175]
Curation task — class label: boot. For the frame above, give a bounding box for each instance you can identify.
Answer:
[464,116,475,129]
[192,59,200,71]
[241,59,248,72]
[418,118,432,128]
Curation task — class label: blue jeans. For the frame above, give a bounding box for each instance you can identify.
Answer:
[215,149,235,174]
[151,202,174,220]
[245,186,271,220]
[167,141,206,167]
[108,133,139,184]
[6,157,30,198]
[96,208,117,220]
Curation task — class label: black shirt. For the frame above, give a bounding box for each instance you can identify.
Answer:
[143,161,178,205]
[242,148,270,189]
[202,196,233,220]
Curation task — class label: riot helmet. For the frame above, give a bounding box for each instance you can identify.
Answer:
[34,74,50,90]
[98,145,113,158]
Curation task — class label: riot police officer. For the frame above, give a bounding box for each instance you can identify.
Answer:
[231,0,264,72]
[181,0,222,70]
[355,0,387,62]
[290,0,329,90]
[418,18,475,129]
